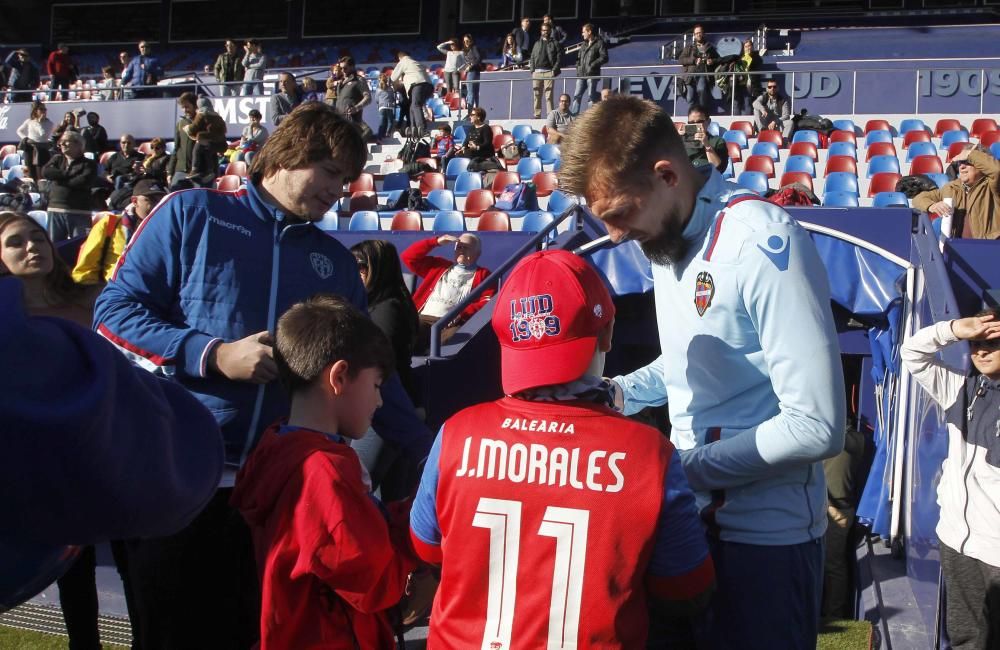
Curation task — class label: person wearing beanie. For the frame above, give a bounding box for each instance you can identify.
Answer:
[410,249,715,649]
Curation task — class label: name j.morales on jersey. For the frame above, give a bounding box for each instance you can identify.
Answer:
[455,436,626,493]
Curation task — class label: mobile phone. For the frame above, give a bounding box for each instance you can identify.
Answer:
[684,123,701,142]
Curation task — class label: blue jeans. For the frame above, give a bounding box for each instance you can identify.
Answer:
[464,70,480,108]
[378,108,394,139]
[571,77,603,114]
[685,75,711,108]
[242,81,263,96]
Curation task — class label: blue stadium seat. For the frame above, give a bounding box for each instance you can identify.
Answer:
[524,132,546,153]
[27,210,48,230]
[825,172,860,196]
[905,141,938,162]
[832,119,856,134]
[432,103,450,119]
[926,173,949,188]
[737,171,769,195]
[546,190,577,215]
[899,119,927,135]
[706,122,723,137]
[941,130,970,148]
[537,143,561,166]
[348,211,380,231]
[427,188,456,211]
[872,191,909,207]
[750,141,779,162]
[382,172,410,192]
[445,157,471,181]
[823,191,860,207]
[516,157,543,178]
[784,155,816,177]
[865,130,893,147]
[511,124,534,143]
[723,159,734,179]
[453,171,482,197]
[791,130,820,147]
[453,125,467,142]
[828,141,857,160]
[867,155,901,178]
[317,211,339,231]
[723,130,748,149]
[432,210,466,232]
[522,210,556,233]
[991,143,1000,160]
[2,153,20,169]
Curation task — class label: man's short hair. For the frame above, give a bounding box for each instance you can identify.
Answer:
[178,91,197,107]
[251,102,367,181]
[687,104,708,119]
[275,294,393,394]
[339,55,354,67]
[559,96,686,198]
[583,23,594,33]
[248,108,261,119]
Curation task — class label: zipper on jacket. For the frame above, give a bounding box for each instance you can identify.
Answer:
[803,463,817,539]
[958,444,976,554]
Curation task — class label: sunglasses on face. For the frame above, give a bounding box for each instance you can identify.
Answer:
[767,85,778,90]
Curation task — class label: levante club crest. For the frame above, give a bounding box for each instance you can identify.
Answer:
[694,271,715,316]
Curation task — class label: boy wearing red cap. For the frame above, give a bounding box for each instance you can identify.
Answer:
[410,249,714,649]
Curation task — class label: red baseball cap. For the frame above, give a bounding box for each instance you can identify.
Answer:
[492,250,615,394]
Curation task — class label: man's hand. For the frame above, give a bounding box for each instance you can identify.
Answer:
[928,201,953,216]
[951,314,1000,342]
[437,234,459,245]
[767,121,777,130]
[951,146,973,163]
[604,377,625,412]
[209,331,277,384]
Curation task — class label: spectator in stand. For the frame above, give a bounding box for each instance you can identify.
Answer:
[374,73,396,142]
[141,137,169,184]
[683,104,727,172]
[5,49,40,103]
[16,101,54,181]
[500,32,521,69]
[448,107,493,166]
[913,145,1000,240]
[461,34,482,109]
[46,43,77,101]
[270,72,302,127]
[50,110,80,146]
[736,38,763,115]
[300,77,321,102]
[121,40,162,99]
[185,96,228,187]
[546,94,575,144]
[167,92,197,189]
[601,87,616,101]
[93,102,431,650]
[432,124,455,166]
[402,232,495,352]
[324,62,341,106]
[752,78,793,139]
[214,40,244,97]
[335,56,371,126]
[541,14,567,44]
[72,178,167,285]
[239,109,268,166]
[572,23,608,114]
[80,112,109,156]
[390,51,434,137]
[106,134,145,189]
[513,17,532,62]
[436,38,465,95]
[97,66,116,101]
[43,131,98,241]
[678,25,718,110]
[241,40,267,96]
[529,23,561,119]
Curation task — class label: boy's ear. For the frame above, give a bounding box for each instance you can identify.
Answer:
[326,359,350,396]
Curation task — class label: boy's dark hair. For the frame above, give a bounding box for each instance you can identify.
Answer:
[441,124,452,134]
[248,108,262,119]
[275,294,394,394]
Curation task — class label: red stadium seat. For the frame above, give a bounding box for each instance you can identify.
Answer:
[947,141,970,162]
[934,119,964,137]
[830,130,857,146]
[981,131,1000,148]
[348,172,374,193]
[743,154,775,178]
[902,130,932,149]
[417,157,438,170]
[971,118,999,139]
[224,161,248,177]
[730,120,755,137]
[419,172,446,196]
[909,155,943,176]
[478,211,511,231]
[99,151,116,167]
[348,191,378,213]
[491,125,504,138]
[868,172,902,198]
[214,174,242,191]
[390,211,423,231]
[779,171,813,192]
[493,133,514,152]
[463,189,495,218]
[788,142,818,161]
[137,141,153,155]
[726,141,743,163]
[490,171,521,194]
[0,144,16,158]
[865,142,897,162]
[532,172,559,197]
[825,155,858,177]
[864,119,892,134]
[757,129,783,148]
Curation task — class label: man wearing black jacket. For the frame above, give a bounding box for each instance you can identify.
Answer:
[678,25,718,109]
[571,24,608,114]
[43,131,98,240]
[529,24,561,119]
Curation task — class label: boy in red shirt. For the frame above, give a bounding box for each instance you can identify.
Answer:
[232,294,417,649]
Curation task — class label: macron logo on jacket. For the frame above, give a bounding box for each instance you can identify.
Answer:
[209,215,252,237]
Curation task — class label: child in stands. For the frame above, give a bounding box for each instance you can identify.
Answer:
[375,73,396,142]
[231,294,417,649]
[432,124,455,168]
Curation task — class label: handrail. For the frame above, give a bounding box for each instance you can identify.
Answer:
[427,202,580,358]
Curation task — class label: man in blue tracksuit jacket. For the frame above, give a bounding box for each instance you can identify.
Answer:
[559,97,845,649]
[93,103,433,649]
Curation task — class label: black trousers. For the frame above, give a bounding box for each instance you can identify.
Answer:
[57,545,101,650]
[941,542,1000,650]
[123,489,259,650]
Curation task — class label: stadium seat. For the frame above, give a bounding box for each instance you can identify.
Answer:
[493,133,514,152]
[830,130,857,146]
[537,144,561,167]
[348,210,380,230]
[757,129,783,148]
[383,172,410,192]
[832,119,857,134]
[722,159,734,180]
[427,188,456,211]
[390,211,423,231]
[478,211,511,231]
[903,129,932,149]
[215,175,242,191]
[898,119,927,135]
[729,121,755,137]
[547,190,577,215]
[444,157,471,181]
[823,191,859,207]
[723,130,748,149]
[905,141,938,161]
[979,131,1000,148]
[934,118,964,137]
[0,144,16,158]
[941,130,970,148]
[872,191,909,207]
[828,141,857,160]
[867,155,901,178]
[98,151,116,168]
[864,119,892,134]
[316,210,339,231]
[789,141,818,161]
[750,141,779,162]
[419,172,446,196]
[524,132,546,153]
[785,155,817,177]
[511,124,534,143]
[348,172,374,193]
[779,171,813,192]
[926,173,950,188]
[909,155,944,176]
[522,210,556,233]
[516,157,543,178]
[5,166,24,180]
[825,155,858,177]
[865,130,893,147]
[532,172,559,197]
[453,125,467,142]
[971,118,998,139]
[463,189,495,218]
[348,191,378,213]
[706,122,723,137]
[865,142,897,161]
[432,210,466,232]
[491,171,521,194]
[945,141,968,162]
[137,141,152,156]
[454,171,482,197]
[737,171,769,195]
[225,161,248,178]
[791,130,820,147]
[490,125,504,138]
[825,172,860,196]
[2,153,21,169]
[992,143,1000,160]
[868,172,902,197]
[726,141,743,163]
[27,210,48,229]
[743,155,775,178]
